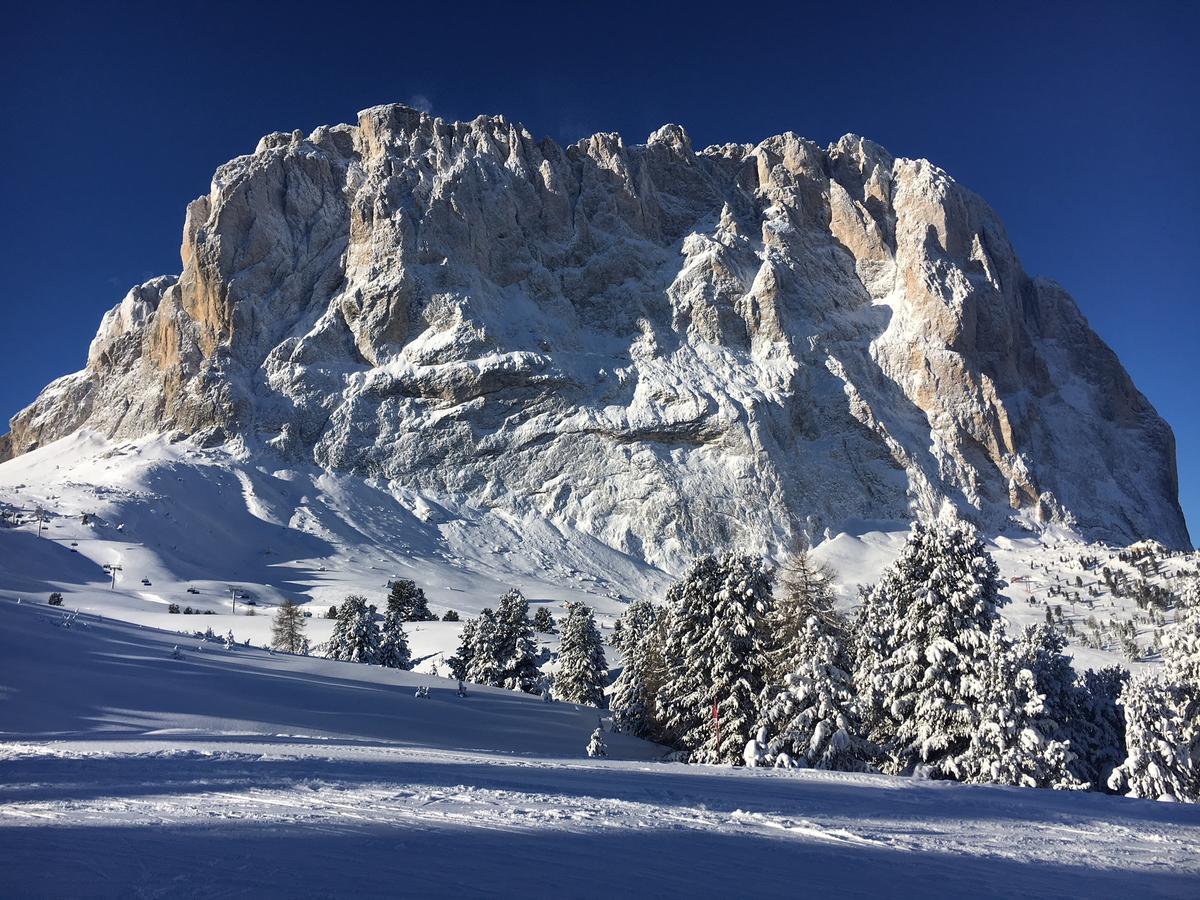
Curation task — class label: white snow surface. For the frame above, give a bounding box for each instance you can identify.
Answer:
[4,598,1200,898]
[3,431,1192,677]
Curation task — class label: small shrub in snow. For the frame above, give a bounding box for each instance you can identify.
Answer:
[48,593,64,606]
[441,610,460,622]
[168,603,180,614]
[586,727,608,758]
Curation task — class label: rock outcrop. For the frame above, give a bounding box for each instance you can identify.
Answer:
[3,105,1189,564]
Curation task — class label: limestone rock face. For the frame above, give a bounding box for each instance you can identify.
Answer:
[3,105,1189,564]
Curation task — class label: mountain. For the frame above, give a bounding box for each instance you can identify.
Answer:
[1,104,1188,566]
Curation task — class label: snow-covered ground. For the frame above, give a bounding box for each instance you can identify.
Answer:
[3,432,1193,679]
[3,432,1199,895]
[4,598,1200,898]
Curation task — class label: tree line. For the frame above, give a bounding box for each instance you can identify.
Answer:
[609,521,1200,800]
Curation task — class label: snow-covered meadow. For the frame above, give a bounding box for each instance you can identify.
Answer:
[3,432,1200,896]
[4,600,1200,898]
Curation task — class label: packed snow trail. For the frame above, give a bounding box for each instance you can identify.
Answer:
[2,601,1199,897]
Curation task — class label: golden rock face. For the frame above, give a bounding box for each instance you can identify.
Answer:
[2,105,1188,559]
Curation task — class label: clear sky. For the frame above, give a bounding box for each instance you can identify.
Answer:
[2,0,1197,545]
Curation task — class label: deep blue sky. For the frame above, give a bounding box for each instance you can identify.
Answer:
[2,1,1197,544]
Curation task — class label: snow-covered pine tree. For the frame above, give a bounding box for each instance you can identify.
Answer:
[854,520,1004,777]
[610,601,663,736]
[270,597,307,654]
[532,606,557,634]
[378,604,413,670]
[763,542,840,683]
[1108,672,1195,801]
[555,602,609,707]
[756,614,873,771]
[586,726,608,758]
[610,600,659,654]
[1109,602,1200,801]
[448,618,478,681]
[952,626,1084,790]
[326,595,382,664]
[1070,665,1128,789]
[1014,625,1126,788]
[387,579,437,621]
[466,608,501,686]
[657,553,773,765]
[493,589,540,693]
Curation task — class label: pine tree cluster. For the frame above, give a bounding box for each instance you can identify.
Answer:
[606,521,1167,793]
[324,594,411,670]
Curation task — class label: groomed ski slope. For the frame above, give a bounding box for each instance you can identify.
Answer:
[3,599,1199,899]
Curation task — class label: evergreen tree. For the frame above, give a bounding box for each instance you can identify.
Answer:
[326,595,382,664]
[763,543,840,685]
[610,599,659,654]
[270,597,307,654]
[952,627,1084,789]
[586,726,608,758]
[532,606,557,634]
[442,610,460,622]
[1075,666,1129,789]
[378,604,413,670]
[610,601,666,738]
[556,602,608,707]
[1014,625,1126,788]
[326,605,339,620]
[387,579,436,621]
[854,521,1003,776]
[493,589,540,693]
[656,553,773,764]
[448,618,477,681]
[757,614,873,771]
[466,608,501,686]
[1110,603,1200,801]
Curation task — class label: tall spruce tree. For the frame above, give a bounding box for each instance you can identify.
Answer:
[387,579,436,621]
[1109,603,1200,801]
[448,618,478,681]
[951,627,1084,789]
[756,614,873,771]
[610,601,666,738]
[467,608,501,686]
[532,606,557,634]
[1014,625,1125,788]
[493,589,540,693]
[270,597,307,654]
[378,604,413,670]
[854,521,1003,777]
[556,602,608,706]
[656,553,773,765]
[1075,666,1129,790]
[326,595,381,664]
[611,600,658,654]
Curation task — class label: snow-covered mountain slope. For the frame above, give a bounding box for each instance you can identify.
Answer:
[3,431,1194,678]
[0,104,1189,567]
[4,598,1200,899]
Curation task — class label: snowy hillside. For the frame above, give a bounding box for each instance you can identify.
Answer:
[2,431,1193,678]
[4,598,1200,898]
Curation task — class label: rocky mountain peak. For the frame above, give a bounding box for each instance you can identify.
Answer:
[2,105,1189,566]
